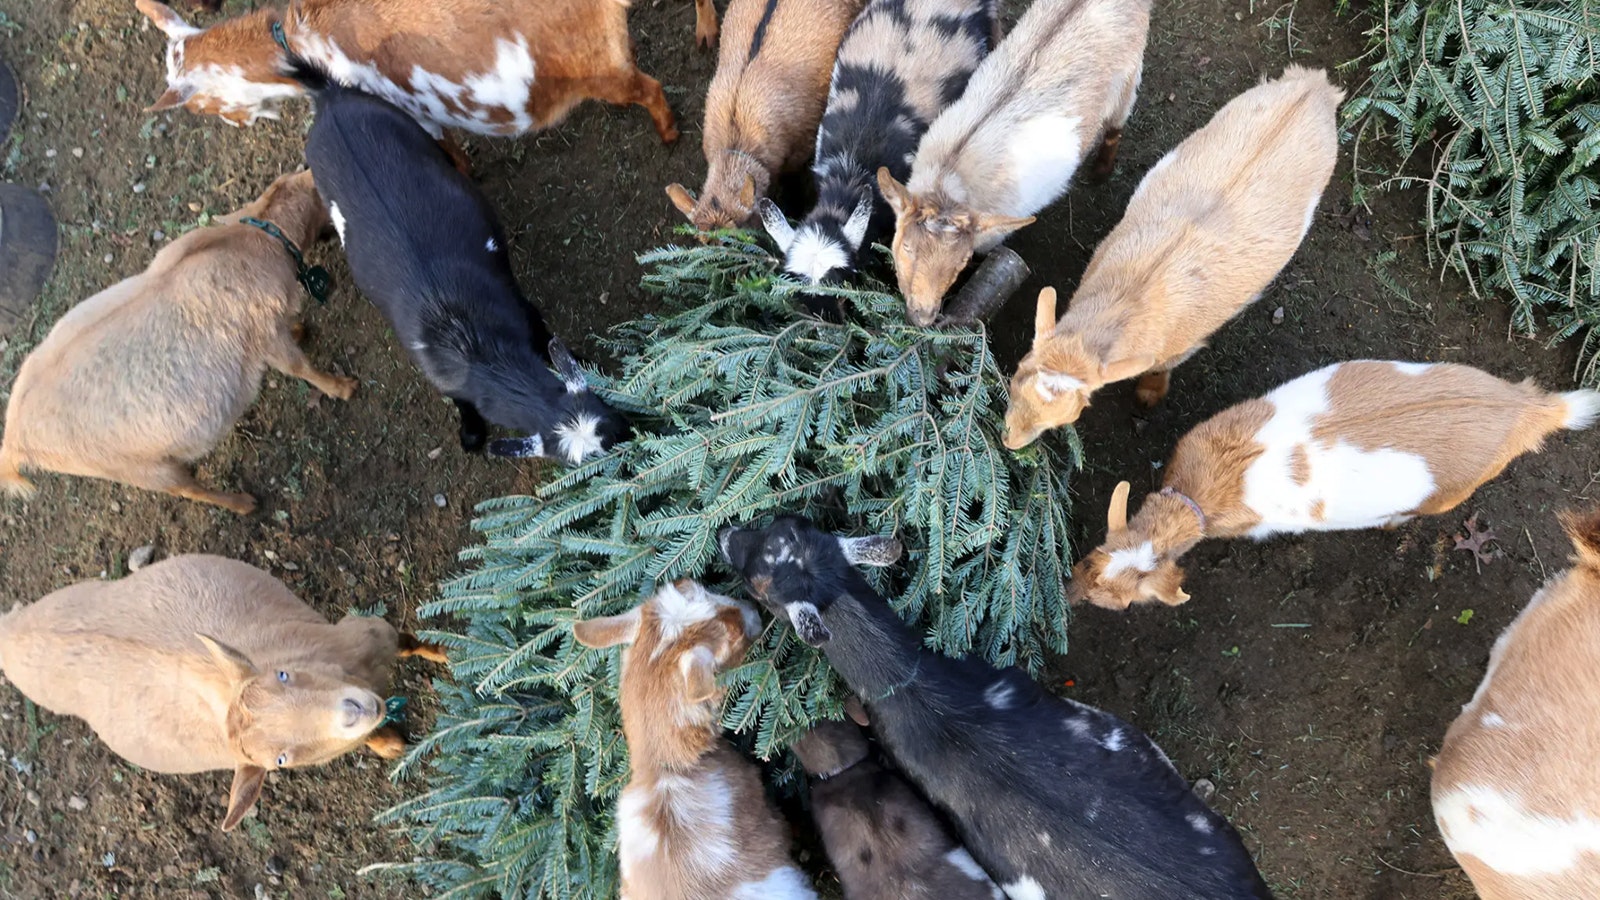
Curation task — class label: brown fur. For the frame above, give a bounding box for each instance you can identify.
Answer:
[137,0,678,141]
[666,0,867,231]
[574,580,812,899]
[1069,361,1594,610]
[1430,508,1600,899]
[1004,66,1343,448]
[0,555,445,830]
[0,171,352,514]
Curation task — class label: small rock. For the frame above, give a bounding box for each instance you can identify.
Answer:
[24,829,36,844]
[25,790,39,807]
[255,883,268,900]
[102,852,116,868]
[433,493,447,509]
[103,253,114,264]
[187,202,202,213]
[72,148,84,159]
[132,183,146,194]
[1271,306,1285,325]
[109,501,121,514]
[265,856,286,877]
[67,795,88,811]
[1192,778,1216,803]
[45,149,57,159]
[128,546,156,572]
[598,291,610,305]
[385,532,400,543]
[151,230,165,242]
[427,447,442,460]
[263,549,279,562]
[281,561,299,572]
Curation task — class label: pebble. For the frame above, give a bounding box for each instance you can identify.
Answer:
[433,493,447,508]
[1192,778,1217,803]
[255,883,268,900]
[151,230,165,242]
[45,149,57,159]
[67,795,88,811]
[103,253,114,264]
[72,148,84,159]
[102,852,116,868]
[128,545,156,572]
[427,447,442,460]
[132,183,146,194]
[109,501,121,514]
[25,790,39,807]
[1271,306,1285,325]
[24,829,36,844]
[281,561,299,572]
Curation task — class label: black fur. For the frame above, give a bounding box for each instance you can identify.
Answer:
[286,59,628,461]
[720,516,1275,900]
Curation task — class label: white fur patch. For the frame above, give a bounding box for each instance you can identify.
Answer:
[1481,711,1508,728]
[555,414,605,463]
[785,227,852,285]
[945,847,989,881]
[731,866,817,899]
[329,203,347,246]
[185,64,301,125]
[984,681,1016,709]
[1390,361,1433,376]
[1560,390,1600,430]
[1103,542,1158,578]
[1064,716,1093,740]
[1297,194,1321,242]
[1005,115,1085,215]
[617,787,658,865]
[1188,812,1213,834]
[462,37,536,133]
[1002,876,1047,900]
[485,238,498,252]
[1034,372,1084,402]
[1242,364,1436,538]
[654,770,739,879]
[1101,729,1126,753]
[653,581,719,641]
[1436,785,1600,877]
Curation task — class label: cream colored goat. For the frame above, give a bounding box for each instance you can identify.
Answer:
[574,580,816,899]
[1069,360,1600,610]
[665,0,866,231]
[877,0,1151,325]
[1003,66,1342,447]
[1432,507,1600,899]
[0,555,446,830]
[0,170,353,514]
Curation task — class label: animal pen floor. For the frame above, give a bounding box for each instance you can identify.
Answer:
[0,0,1593,898]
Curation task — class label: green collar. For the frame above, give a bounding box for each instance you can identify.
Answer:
[270,19,291,53]
[380,696,408,729]
[239,215,330,303]
[867,652,922,704]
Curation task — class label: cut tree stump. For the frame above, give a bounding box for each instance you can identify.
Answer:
[0,184,59,337]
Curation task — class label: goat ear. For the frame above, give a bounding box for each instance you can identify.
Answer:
[738,175,757,211]
[1142,562,1191,606]
[147,84,196,112]
[1033,287,1058,345]
[842,194,873,249]
[221,765,266,832]
[786,602,832,646]
[1099,355,1158,384]
[876,167,910,216]
[573,607,642,649]
[836,535,902,567]
[1107,481,1132,533]
[665,183,697,219]
[843,695,870,727]
[196,634,256,684]
[679,646,719,704]
[972,212,1035,243]
[486,436,548,459]
[136,0,201,38]
[547,337,587,391]
[756,198,796,253]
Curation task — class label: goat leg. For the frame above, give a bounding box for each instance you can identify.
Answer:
[941,247,1030,327]
[397,632,450,664]
[364,726,406,759]
[454,399,488,452]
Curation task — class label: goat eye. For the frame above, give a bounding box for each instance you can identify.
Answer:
[276,671,289,683]
[275,753,288,768]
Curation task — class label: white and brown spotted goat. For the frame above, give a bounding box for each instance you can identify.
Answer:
[136,0,679,143]
[0,555,446,830]
[666,0,867,231]
[1432,507,1600,900]
[1070,360,1600,610]
[876,0,1151,325]
[1003,66,1342,446]
[574,580,816,899]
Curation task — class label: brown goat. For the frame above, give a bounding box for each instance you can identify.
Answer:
[1070,361,1600,610]
[793,719,1003,899]
[0,170,351,514]
[665,0,867,231]
[136,0,678,142]
[1003,66,1342,447]
[0,555,446,830]
[574,580,817,899]
[1431,507,1600,899]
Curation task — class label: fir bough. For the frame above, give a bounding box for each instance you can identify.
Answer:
[367,236,1078,898]
[1345,0,1600,384]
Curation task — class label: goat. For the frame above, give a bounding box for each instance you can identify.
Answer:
[1070,360,1600,610]
[719,515,1273,899]
[665,0,868,232]
[0,554,446,831]
[0,170,350,514]
[792,718,1003,899]
[1431,507,1600,899]
[573,580,816,899]
[1003,66,1343,445]
[292,61,630,461]
[756,0,996,288]
[135,0,678,142]
[876,0,1151,326]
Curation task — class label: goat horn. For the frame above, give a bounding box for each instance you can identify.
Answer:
[1107,481,1131,532]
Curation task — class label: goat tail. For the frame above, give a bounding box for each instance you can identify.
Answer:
[1558,389,1600,431]
[0,442,35,500]
[1559,506,1600,574]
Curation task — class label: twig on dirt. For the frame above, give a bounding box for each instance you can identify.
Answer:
[1374,854,1447,879]
[1526,527,1547,582]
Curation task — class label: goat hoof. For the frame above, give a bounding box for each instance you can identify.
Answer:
[1134,373,1169,408]
[224,493,259,516]
[696,29,718,51]
[365,728,406,760]
[659,125,681,145]
[325,375,358,401]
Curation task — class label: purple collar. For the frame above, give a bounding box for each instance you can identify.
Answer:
[1160,486,1207,535]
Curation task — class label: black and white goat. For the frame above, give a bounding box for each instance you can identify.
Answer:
[757,0,996,287]
[293,62,628,461]
[720,516,1273,900]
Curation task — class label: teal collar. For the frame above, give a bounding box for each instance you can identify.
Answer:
[239,215,330,303]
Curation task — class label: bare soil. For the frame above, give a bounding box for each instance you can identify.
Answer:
[0,0,1593,898]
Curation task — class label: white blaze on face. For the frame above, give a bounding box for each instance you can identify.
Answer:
[1005,115,1084,215]
[786,226,851,285]
[1436,785,1600,877]
[1242,364,1435,537]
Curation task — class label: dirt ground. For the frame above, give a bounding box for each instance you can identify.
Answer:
[0,0,1594,897]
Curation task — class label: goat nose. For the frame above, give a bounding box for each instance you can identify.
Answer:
[342,697,370,727]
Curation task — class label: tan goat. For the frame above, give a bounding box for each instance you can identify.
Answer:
[1069,360,1600,610]
[0,170,352,514]
[665,0,867,231]
[1431,507,1600,899]
[876,0,1151,325]
[574,580,817,899]
[0,555,446,830]
[1003,66,1343,447]
[136,0,678,143]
